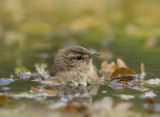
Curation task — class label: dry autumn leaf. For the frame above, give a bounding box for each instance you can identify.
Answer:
[30,87,39,92]
[40,89,58,94]
[110,67,137,78]
[101,58,145,84]
[30,87,58,94]
[101,58,130,78]
[101,60,117,78]
[140,62,146,77]
[117,58,127,68]
[0,94,8,105]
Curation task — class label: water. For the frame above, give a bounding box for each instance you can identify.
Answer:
[0,37,160,117]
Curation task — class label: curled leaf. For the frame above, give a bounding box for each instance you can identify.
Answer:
[140,62,146,77]
[110,67,137,78]
[101,60,117,78]
[117,58,127,67]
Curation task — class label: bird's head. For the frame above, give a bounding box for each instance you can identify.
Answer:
[50,46,101,76]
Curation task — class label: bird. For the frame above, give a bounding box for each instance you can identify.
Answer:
[41,46,104,86]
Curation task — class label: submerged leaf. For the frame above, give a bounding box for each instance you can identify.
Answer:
[63,102,88,113]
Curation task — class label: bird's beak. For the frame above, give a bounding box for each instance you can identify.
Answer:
[89,53,102,58]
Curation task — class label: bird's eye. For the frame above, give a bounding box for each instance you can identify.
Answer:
[77,56,83,60]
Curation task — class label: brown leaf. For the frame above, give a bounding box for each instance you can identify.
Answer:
[110,67,137,78]
[146,98,155,104]
[117,58,127,67]
[30,87,39,91]
[0,94,8,105]
[140,62,146,77]
[30,87,58,94]
[101,60,117,78]
[64,103,88,113]
[40,89,58,94]
[141,62,145,73]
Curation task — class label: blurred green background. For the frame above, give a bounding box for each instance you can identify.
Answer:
[0,0,160,77]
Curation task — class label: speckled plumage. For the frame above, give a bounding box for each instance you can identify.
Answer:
[44,46,104,86]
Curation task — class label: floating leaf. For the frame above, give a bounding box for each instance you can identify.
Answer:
[111,76,138,82]
[140,91,157,99]
[140,62,146,77]
[19,71,31,80]
[15,66,30,75]
[110,67,137,78]
[101,61,117,72]
[146,78,160,85]
[131,86,149,92]
[30,87,58,94]
[0,78,14,86]
[117,58,127,68]
[35,63,49,80]
[101,58,142,82]
[101,60,117,78]
[40,89,59,94]
[0,94,8,105]
[30,87,39,92]
[108,82,132,92]
[119,94,135,100]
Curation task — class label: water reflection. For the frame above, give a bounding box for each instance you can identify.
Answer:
[50,84,100,96]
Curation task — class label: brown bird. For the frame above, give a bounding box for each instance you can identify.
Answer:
[43,46,104,86]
